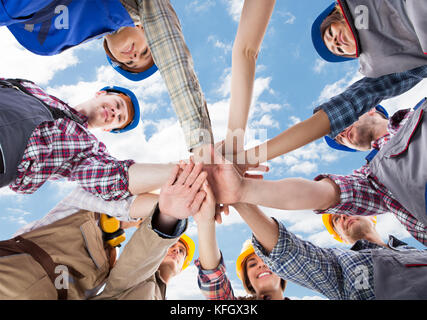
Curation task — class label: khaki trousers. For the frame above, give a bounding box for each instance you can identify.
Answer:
[0,210,111,300]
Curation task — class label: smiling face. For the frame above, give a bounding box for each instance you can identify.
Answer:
[85,91,132,131]
[331,215,375,244]
[323,21,357,56]
[244,254,282,298]
[104,26,154,72]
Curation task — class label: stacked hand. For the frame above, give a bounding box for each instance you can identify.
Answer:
[159,144,267,224]
[159,161,207,220]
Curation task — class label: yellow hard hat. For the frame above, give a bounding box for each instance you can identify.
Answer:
[236,240,255,280]
[178,233,195,270]
[235,240,256,294]
[322,214,377,243]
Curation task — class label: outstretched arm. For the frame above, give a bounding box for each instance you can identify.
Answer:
[239,176,340,211]
[193,180,221,270]
[232,203,278,254]
[225,0,276,151]
[240,66,427,164]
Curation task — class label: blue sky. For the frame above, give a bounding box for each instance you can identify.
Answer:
[0,0,426,300]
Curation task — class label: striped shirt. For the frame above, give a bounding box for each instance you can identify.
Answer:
[6,79,135,201]
[315,108,427,245]
[252,219,417,300]
[120,0,213,150]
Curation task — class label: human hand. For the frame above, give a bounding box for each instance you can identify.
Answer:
[214,140,269,179]
[159,162,207,220]
[202,145,245,205]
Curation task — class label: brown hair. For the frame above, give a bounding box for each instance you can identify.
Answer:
[319,5,346,42]
[103,39,151,74]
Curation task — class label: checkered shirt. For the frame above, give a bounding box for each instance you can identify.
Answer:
[120,0,213,150]
[252,219,416,300]
[6,79,135,201]
[195,255,237,300]
[315,65,427,139]
[315,109,427,246]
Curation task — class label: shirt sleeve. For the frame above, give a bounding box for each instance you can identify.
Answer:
[10,119,135,201]
[251,219,345,300]
[59,187,138,221]
[137,0,213,151]
[313,172,390,217]
[150,203,187,239]
[93,214,183,300]
[194,253,236,300]
[315,65,427,138]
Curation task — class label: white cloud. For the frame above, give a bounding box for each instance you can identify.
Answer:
[317,69,363,104]
[0,28,79,85]
[0,207,32,226]
[313,59,327,74]
[208,36,233,54]
[252,114,279,128]
[226,0,244,22]
[270,140,340,176]
[378,79,427,116]
[166,265,204,300]
[186,0,216,13]
[279,11,296,25]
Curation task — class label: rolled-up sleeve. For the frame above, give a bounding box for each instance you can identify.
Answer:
[195,254,236,300]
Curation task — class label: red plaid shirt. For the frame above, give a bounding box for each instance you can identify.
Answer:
[7,80,135,201]
[195,255,237,300]
[315,109,427,245]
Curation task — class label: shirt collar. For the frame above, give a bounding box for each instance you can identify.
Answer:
[350,235,411,251]
[371,108,413,151]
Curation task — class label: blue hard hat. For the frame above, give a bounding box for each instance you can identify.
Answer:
[100,85,141,133]
[324,105,389,152]
[106,55,158,82]
[311,2,356,63]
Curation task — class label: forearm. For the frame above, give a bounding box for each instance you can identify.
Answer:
[233,203,278,254]
[240,177,340,211]
[129,193,159,220]
[244,109,330,164]
[197,221,221,270]
[226,0,276,149]
[127,163,175,195]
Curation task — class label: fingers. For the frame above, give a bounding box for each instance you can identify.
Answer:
[248,164,269,172]
[189,171,208,198]
[222,204,230,215]
[165,164,180,186]
[189,190,207,213]
[214,204,223,224]
[184,162,204,187]
[175,161,194,185]
[244,173,264,179]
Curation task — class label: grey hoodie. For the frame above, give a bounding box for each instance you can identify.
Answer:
[340,0,427,77]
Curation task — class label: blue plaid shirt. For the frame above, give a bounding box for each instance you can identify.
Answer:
[252,219,417,300]
[315,65,427,138]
